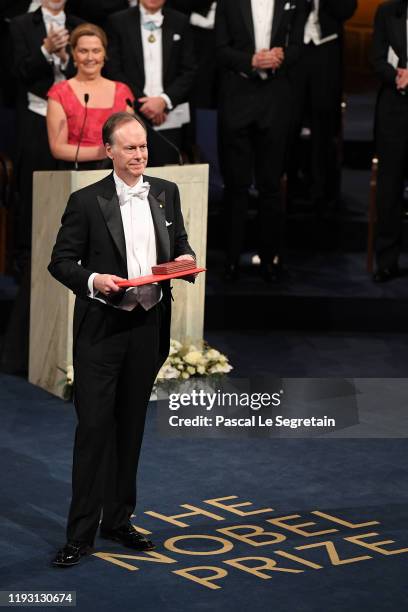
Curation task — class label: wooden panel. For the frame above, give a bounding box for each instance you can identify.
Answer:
[348,0,383,27]
[344,1,383,93]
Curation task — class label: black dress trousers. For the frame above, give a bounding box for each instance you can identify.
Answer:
[218,73,292,264]
[67,300,162,545]
[289,40,342,204]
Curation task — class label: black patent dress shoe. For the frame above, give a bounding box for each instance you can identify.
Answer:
[373,266,400,283]
[52,541,93,567]
[100,523,155,551]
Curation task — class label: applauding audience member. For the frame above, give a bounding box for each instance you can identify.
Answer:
[10,0,82,261]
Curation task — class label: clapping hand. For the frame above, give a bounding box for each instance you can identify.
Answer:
[43,25,69,63]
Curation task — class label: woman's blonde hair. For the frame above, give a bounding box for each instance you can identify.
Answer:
[70,23,108,51]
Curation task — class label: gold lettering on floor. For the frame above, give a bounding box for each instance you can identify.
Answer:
[93,496,408,588]
[93,551,177,571]
[295,540,372,565]
[223,556,303,578]
[216,525,286,546]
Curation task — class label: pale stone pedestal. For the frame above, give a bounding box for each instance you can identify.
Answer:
[29,165,208,398]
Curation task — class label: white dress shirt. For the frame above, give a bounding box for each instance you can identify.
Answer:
[251,0,274,79]
[139,5,172,110]
[251,0,274,51]
[88,173,161,311]
[304,0,338,46]
[28,7,68,116]
[139,4,191,131]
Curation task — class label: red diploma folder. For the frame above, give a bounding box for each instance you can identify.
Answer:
[116,267,206,288]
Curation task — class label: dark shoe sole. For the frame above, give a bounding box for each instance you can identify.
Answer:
[52,558,80,568]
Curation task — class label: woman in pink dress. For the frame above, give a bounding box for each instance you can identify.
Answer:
[47,22,134,169]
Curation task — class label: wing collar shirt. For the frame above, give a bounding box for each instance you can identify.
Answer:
[250,0,274,80]
[139,4,172,111]
[28,7,68,116]
[304,0,338,46]
[87,173,162,311]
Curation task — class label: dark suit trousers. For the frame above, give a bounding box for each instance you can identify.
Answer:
[289,40,342,203]
[218,73,291,263]
[67,301,161,545]
[375,88,408,270]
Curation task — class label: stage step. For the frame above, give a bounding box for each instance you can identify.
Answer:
[205,251,408,332]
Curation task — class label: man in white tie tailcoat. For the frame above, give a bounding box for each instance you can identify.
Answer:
[48,111,195,567]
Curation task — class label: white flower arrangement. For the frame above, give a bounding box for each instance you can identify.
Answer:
[57,365,74,401]
[156,339,233,384]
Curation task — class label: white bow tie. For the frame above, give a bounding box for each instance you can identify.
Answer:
[121,181,150,202]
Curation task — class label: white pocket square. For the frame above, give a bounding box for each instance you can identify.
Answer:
[166,220,173,227]
[173,33,181,41]
[284,2,293,9]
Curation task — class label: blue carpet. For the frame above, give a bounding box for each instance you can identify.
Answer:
[0,373,407,611]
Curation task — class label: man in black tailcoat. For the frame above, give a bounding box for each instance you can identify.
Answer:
[216,0,304,282]
[106,0,196,165]
[48,112,195,567]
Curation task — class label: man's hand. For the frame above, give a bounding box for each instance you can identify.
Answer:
[396,68,408,91]
[252,47,284,71]
[94,274,126,296]
[138,96,167,121]
[43,25,69,55]
[175,254,195,262]
[152,112,167,126]
[175,254,197,281]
